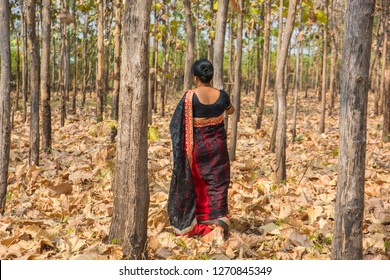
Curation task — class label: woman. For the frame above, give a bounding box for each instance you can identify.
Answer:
[168,59,234,238]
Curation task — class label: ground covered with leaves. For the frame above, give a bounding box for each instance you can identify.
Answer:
[1,90,389,260]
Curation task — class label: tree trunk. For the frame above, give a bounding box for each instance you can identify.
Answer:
[108,0,151,259]
[27,0,40,166]
[213,0,229,90]
[275,0,297,184]
[81,13,88,109]
[384,66,390,142]
[292,0,302,142]
[319,0,329,133]
[111,0,121,143]
[96,0,105,122]
[208,0,214,62]
[160,8,169,117]
[51,33,56,92]
[229,0,244,161]
[254,21,263,109]
[270,0,284,153]
[41,0,51,152]
[331,0,374,260]
[225,15,235,131]
[379,18,387,116]
[183,0,194,92]
[20,0,28,123]
[0,0,11,215]
[256,0,270,130]
[71,1,78,113]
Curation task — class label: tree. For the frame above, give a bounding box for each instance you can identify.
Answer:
[183,0,194,92]
[213,0,229,90]
[111,0,121,143]
[229,0,244,161]
[41,0,52,152]
[319,0,328,133]
[0,0,11,215]
[275,0,297,184]
[292,0,302,142]
[26,0,40,166]
[256,0,270,130]
[96,0,104,122]
[108,0,151,259]
[20,0,28,123]
[331,0,375,260]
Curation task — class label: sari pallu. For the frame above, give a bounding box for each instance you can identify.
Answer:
[168,90,230,236]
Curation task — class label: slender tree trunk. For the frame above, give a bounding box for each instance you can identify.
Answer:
[254,22,262,109]
[81,13,88,109]
[20,0,28,123]
[208,0,214,62]
[15,23,21,113]
[213,0,229,90]
[160,8,169,117]
[41,0,51,152]
[111,0,121,142]
[319,0,329,133]
[328,0,338,117]
[195,1,200,58]
[270,0,284,153]
[225,15,235,131]
[108,0,151,259]
[384,66,390,142]
[292,0,302,142]
[27,0,40,166]
[96,0,105,122]
[71,1,77,113]
[275,0,297,184]
[0,0,11,215]
[60,16,66,126]
[229,0,244,161]
[331,0,374,260]
[379,19,387,116]
[256,0,270,130]
[51,33,56,92]
[183,0,194,92]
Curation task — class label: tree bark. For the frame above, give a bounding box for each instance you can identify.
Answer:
[96,0,105,122]
[319,0,329,133]
[183,0,194,92]
[71,1,78,113]
[275,0,297,184]
[379,15,387,116]
[20,0,28,123]
[27,0,40,166]
[81,12,88,108]
[331,0,375,260]
[270,0,284,153]
[41,0,51,152]
[108,0,151,259]
[384,66,390,142]
[292,0,302,142]
[111,0,121,143]
[328,0,338,116]
[213,0,229,90]
[256,0,271,130]
[225,14,235,131]
[0,0,11,215]
[229,0,244,161]
[208,0,215,62]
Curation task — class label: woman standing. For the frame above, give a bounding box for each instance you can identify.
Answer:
[168,59,234,238]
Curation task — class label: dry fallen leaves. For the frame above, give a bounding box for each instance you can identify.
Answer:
[2,91,389,260]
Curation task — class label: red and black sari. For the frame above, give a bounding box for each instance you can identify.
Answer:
[168,90,230,236]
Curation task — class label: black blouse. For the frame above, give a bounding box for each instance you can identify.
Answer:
[192,90,231,118]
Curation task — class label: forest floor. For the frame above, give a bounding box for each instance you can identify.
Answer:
[1,89,389,260]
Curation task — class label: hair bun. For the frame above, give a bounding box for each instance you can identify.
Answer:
[202,66,213,76]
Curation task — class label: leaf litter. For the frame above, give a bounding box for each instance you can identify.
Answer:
[1,91,389,260]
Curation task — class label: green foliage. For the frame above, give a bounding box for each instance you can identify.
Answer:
[314,9,328,24]
[148,126,161,143]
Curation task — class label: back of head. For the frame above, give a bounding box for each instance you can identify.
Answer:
[193,59,213,83]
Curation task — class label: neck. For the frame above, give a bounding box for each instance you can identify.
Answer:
[197,82,211,87]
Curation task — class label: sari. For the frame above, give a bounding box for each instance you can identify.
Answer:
[168,90,230,236]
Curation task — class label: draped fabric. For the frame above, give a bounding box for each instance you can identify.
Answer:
[168,90,230,235]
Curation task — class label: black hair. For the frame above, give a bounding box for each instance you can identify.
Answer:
[193,59,213,83]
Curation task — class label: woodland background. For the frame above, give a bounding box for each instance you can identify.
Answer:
[0,0,389,260]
